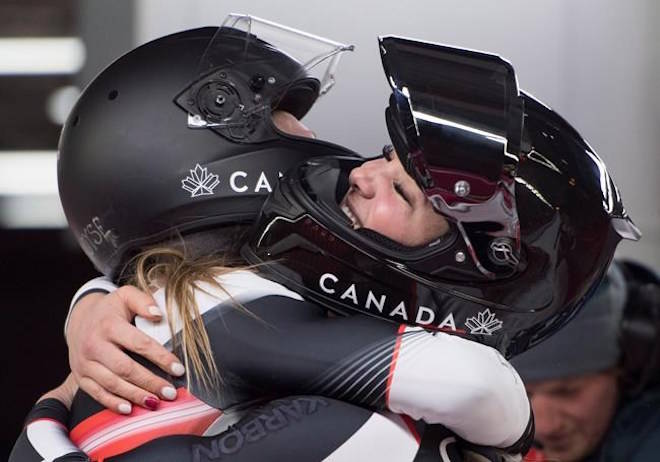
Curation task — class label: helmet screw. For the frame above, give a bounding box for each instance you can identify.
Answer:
[267,76,276,85]
[215,95,226,106]
[455,251,466,263]
[249,74,266,91]
[454,180,470,197]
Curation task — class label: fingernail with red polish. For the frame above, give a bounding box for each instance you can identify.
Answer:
[144,396,160,410]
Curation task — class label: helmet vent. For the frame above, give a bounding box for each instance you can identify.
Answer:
[108,90,119,101]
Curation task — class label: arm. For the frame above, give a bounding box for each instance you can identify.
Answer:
[66,278,184,413]
[203,294,531,449]
[386,326,531,449]
[9,376,88,462]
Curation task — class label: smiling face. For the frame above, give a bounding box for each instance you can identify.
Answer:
[526,370,620,462]
[340,153,449,247]
[272,110,449,247]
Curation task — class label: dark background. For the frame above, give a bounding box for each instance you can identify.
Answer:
[0,230,96,455]
[0,1,133,457]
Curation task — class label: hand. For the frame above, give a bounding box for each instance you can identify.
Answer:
[67,286,186,414]
[39,373,79,410]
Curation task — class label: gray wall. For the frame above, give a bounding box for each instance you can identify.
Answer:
[136,0,660,265]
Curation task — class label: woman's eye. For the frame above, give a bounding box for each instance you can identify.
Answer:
[394,182,412,205]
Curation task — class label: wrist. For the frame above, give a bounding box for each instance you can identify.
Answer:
[65,276,117,340]
[39,389,73,410]
[66,292,105,343]
[39,375,78,410]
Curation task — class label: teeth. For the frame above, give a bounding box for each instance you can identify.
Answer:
[341,203,360,229]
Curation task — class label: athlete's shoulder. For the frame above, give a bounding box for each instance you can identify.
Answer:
[213,270,304,303]
[136,270,314,345]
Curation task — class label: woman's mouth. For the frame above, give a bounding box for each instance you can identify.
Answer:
[340,200,361,230]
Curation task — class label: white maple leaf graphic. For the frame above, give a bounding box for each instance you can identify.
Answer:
[181,164,220,197]
[465,309,503,335]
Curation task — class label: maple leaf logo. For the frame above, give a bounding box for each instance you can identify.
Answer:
[465,309,503,335]
[181,164,219,197]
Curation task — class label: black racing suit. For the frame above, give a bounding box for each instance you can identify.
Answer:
[10,271,532,461]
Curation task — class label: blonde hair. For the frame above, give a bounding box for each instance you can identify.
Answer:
[123,228,253,391]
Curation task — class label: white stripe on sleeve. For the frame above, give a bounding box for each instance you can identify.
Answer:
[26,419,81,461]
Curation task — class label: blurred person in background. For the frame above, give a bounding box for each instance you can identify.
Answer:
[513,260,660,462]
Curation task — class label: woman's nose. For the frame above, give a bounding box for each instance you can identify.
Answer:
[348,165,377,198]
[349,158,394,199]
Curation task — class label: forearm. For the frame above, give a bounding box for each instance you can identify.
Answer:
[9,398,87,462]
[216,297,531,448]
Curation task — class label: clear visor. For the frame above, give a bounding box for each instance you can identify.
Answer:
[183,14,354,129]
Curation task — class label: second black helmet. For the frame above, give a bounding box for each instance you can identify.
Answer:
[58,15,357,277]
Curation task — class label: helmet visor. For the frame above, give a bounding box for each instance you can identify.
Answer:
[180,14,354,131]
[380,36,528,277]
[380,36,523,205]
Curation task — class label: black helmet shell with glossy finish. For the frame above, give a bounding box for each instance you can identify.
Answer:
[243,39,637,357]
[58,26,357,277]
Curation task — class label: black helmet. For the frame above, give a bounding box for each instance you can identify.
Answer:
[58,15,356,277]
[243,36,640,358]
